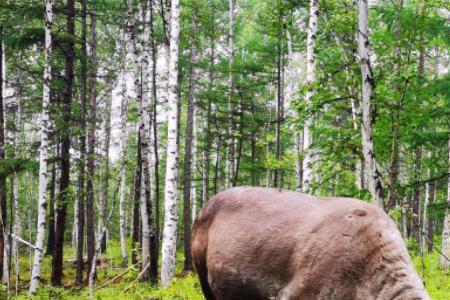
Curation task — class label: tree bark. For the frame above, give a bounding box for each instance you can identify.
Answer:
[182,12,198,272]
[161,0,181,286]
[149,0,161,255]
[441,139,450,268]
[357,0,384,208]
[274,28,284,188]
[131,135,142,266]
[118,43,129,266]
[225,0,236,189]
[302,0,319,193]
[85,6,97,280]
[421,150,434,254]
[51,0,75,286]
[100,91,112,253]
[46,144,58,256]
[0,27,6,281]
[29,1,53,293]
[75,0,88,285]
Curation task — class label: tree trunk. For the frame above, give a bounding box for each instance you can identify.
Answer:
[302,0,319,194]
[76,0,87,285]
[225,0,236,189]
[0,27,6,281]
[421,151,434,254]
[161,0,181,287]
[441,139,450,268]
[191,111,198,222]
[357,0,384,208]
[131,135,142,266]
[149,0,161,254]
[85,6,97,280]
[46,144,58,256]
[118,49,129,266]
[274,31,284,188]
[138,0,157,282]
[51,0,75,285]
[412,148,422,240]
[182,12,198,272]
[100,91,112,253]
[29,1,53,293]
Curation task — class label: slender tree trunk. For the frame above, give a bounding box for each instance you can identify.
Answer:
[118,53,129,266]
[29,1,53,292]
[11,105,20,293]
[412,148,422,240]
[274,32,284,188]
[131,135,142,266]
[441,139,450,268]
[100,93,112,253]
[284,34,303,191]
[191,111,198,222]
[138,1,157,282]
[386,0,404,209]
[51,0,74,285]
[182,12,198,272]
[161,0,181,286]
[0,27,6,281]
[421,151,434,254]
[75,0,87,285]
[213,132,221,195]
[302,0,319,193]
[225,0,236,189]
[357,0,384,208]
[412,50,426,240]
[85,6,97,280]
[201,13,215,207]
[149,0,160,254]
[46,144,58,256]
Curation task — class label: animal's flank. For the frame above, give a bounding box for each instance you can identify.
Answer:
[192,187,430,300]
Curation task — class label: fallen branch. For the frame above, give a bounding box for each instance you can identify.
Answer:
[121,262,151,294]
[95,262,139,292]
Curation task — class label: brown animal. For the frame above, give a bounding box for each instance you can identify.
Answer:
[192,187,429,300]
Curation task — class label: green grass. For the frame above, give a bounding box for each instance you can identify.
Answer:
[1,240,449,299]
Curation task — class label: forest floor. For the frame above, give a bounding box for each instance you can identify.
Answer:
[1,240,449,299]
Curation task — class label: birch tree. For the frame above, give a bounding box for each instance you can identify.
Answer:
[76,0,88,285]
[118,42,129,265]
[183,11,198,271]
[302,0,319,193]
[441,139,450,268]
[85,6,98,278]
[0,27,5,282]
[29,0,53,293]
[161,0,181,287]
[357,0,384,208]
[225,0,235,189]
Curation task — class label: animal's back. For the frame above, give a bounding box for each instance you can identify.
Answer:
[192,187,428,300]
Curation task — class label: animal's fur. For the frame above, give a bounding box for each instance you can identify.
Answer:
[192,187,429,300]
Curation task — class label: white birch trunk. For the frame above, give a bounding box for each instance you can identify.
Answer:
[191,110,198,223]
[1,34,9,289]
[358,0,384,208]
[441,139,450,268]
[119,68,129,264]
[72,194,78,258]
[29,0,52,293]
[302,0,319,193]
[201,110,209,207]
[225,0,235,189]
[12,124,20,294]
[421,150,432,253]
[161,0,181,287]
